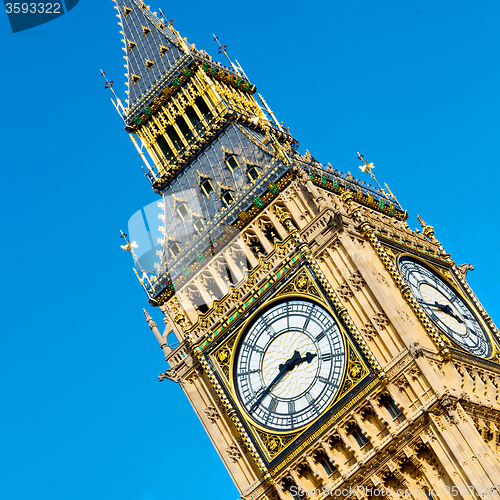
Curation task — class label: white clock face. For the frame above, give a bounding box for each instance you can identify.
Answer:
[234,299,345,431]
[399,258,492,358]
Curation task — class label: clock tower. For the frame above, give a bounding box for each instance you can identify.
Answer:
[111,1,500,499]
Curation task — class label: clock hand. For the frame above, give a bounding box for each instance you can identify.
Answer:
[440,304,464,324]
[418,301,464,324]
[295,351,317,366]
[249,350,317,413]
[249,352,296,413]
[278,349,302,373]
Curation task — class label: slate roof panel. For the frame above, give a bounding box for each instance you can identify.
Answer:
[114,0,192,112]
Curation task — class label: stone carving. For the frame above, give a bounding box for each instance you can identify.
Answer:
[205,404,220,424]
[143,309,158,330]
[373,271,391,288]
[393,376,410,392]
[226,444,242,463]
[349,270,366,291]
[439,396,458,424]
[426,430,437,442]
[186,369,200,384]
[456,263,474,280]
[373,312,389,330]
[396,307,415,326]
[349,234,366,247]
[279,184,298,203]
[408,367,420,381]
[158,369,179,383]
[236,437,249,452]
[337,282,353,302]
[361,322,378,341]
[408,342,424,358]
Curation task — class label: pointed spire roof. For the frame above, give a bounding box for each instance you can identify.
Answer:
[113,0,194,119]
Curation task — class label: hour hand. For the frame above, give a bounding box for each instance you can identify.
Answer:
[249,350,317,413]
[278,350,317,374]
[278,350,302,373]
[419,300,463,324]
[297,351,317,365]
[441,304,463,324]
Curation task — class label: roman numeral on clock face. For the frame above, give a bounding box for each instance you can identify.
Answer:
[319,376,336,387]
[268,398,278,412]
[238,369,259,377]
[316,331,326,342]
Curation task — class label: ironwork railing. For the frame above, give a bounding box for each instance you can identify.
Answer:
[303,160,404,212]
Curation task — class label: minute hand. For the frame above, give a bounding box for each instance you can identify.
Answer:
[419,301,463,324]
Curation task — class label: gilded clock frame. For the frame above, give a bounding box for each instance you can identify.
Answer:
[387,245,500,362]
[201,263,377,472]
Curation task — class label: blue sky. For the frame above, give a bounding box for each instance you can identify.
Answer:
[1,1,499,499]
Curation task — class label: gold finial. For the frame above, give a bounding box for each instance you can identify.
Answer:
[416,214,426,228]
[174,312,186,329]
[258,94,283,131]
[158,11,174,27]
[100,69,120,101]
[357,152,395,204]
[384,183,397,200]
[213,34,240,75]
[416,214,435,240]
[120,230,153,286]
[276,206,291,224]
[120,230,139,258]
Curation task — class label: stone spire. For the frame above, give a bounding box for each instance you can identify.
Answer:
[143,307,164,345]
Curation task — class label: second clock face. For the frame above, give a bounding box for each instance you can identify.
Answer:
[234,299,345,432]
[399,258,492,358]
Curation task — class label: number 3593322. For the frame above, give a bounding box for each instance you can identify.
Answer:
[5,3,62,14]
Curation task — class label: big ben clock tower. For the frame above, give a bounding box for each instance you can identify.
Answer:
[110,1,500,498]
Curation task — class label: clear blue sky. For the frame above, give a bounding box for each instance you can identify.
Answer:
[1,1,499,499]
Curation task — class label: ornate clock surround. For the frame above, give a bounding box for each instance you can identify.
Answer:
[198,263,378,475]
[384,243,500,362]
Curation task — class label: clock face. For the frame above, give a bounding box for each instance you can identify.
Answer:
[234,299,345,431]
[399,258,492,358]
